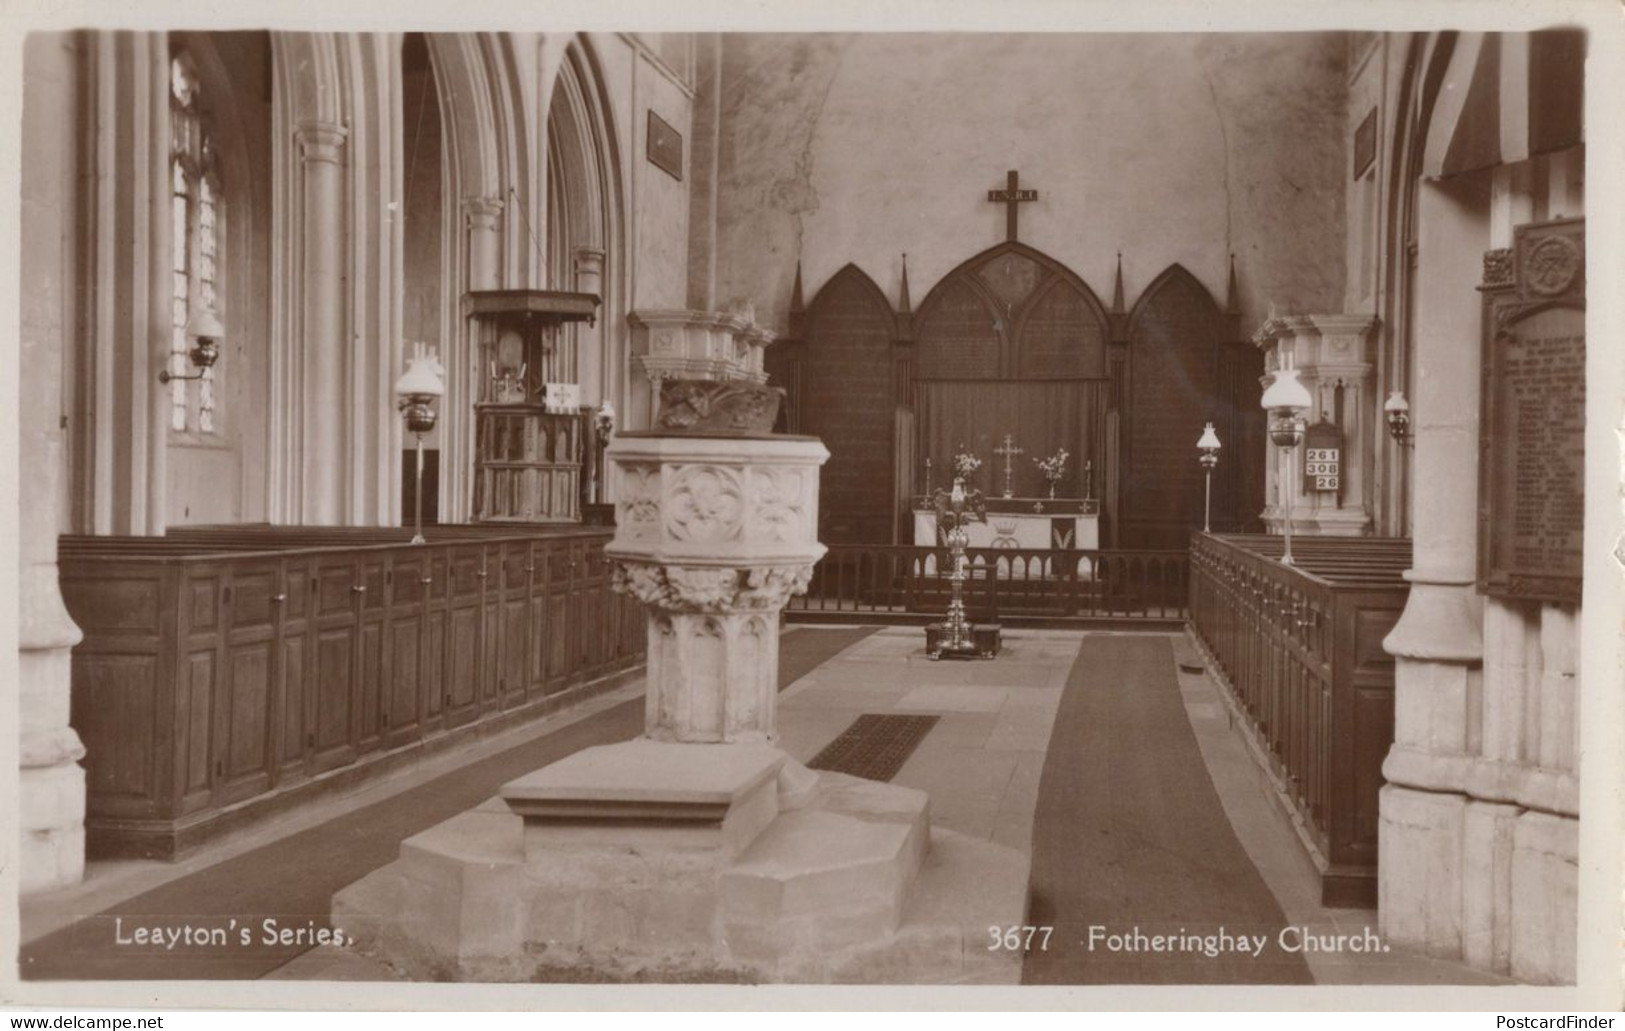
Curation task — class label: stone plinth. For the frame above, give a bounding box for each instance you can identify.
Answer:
[333,428,1030,982]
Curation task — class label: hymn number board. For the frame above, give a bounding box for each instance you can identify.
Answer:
[1478,218,1585,604]
[1305,450,1340,492]
[1303,420,1342,494]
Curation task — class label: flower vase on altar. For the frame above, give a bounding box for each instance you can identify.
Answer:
[1035,448,1069,502]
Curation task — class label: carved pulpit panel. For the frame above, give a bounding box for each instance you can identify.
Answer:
[1478,218,1585,603]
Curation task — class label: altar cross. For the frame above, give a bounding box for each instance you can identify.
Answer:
[994,434,1024,498]
[986,169,1038,242]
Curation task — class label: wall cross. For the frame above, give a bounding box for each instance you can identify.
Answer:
[986,169,1038,242]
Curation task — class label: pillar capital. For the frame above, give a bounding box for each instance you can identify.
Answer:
[574,246,607,279]
[462,195,505,230]
[295,120,348,165]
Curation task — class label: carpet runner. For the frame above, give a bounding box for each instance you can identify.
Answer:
[1021,634,1313,985]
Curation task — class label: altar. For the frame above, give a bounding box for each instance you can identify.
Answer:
[913,497,1099,578]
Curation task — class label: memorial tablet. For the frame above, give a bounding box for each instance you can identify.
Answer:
[1477,218,1585,603]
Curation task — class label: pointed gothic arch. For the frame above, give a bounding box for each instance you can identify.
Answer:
[907,241,1112,512]
[1119,263,1234,548]
[543,41,622,403]
[799,263,900,545]
[914,240,1110,380]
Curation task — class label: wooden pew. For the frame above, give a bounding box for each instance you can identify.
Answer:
[1187,531,1412,908]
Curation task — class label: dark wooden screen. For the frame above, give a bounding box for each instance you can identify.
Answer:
[1015,277,1107,379]
[802,264,897,545]
[912,243,1111,506]
[913,277,999,379]
[1122,266,1226,549]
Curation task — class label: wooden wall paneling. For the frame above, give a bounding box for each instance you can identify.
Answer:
[63,563,169,821]
[583,539,613,677]
[178,564,222,815]
[545,539,574,691]
[500,540,531,709]
[445,543,484,727]
[309,555,361,773]
[420,547,449,734]
[215,558,279,806]
[276,556,312,783]
[60,528,645,859]
[386,547,429,749]
[479,543,501,712]
[355,554,389,756]
[526,540,550,697]
[567,540,591,685]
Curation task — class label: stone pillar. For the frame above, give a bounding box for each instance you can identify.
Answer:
[296,120,349,525]
[19,31,89,891]
[606,435,828,743]
[18,566,85,894]
[574,246,606,400]
[465,197,504,289]
[441,195,505,524]
[1377,181,1488,964]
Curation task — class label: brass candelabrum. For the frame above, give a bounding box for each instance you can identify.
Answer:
[927,477,990,660]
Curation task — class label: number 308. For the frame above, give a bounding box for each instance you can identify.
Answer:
[988,925,1053,951]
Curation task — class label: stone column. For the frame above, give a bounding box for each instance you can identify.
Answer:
[1377,181,1488,962]
[442,196,505,524]
[19,31,89,891]
[465,196,504,289]
[296,120,349,525]
[574,246,606,399]
[606,434,828,743]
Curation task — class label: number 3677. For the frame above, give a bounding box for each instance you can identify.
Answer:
[988,925,1053,951]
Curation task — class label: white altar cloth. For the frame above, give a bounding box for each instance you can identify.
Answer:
[912,500,1099,578]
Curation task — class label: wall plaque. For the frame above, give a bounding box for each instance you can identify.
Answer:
[646,110,683,182]
[1478,217,1585,603]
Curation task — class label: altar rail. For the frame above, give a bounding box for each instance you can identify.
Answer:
[1187,532,1411,907]
[785,545,1188,627]
[59,524,645,859]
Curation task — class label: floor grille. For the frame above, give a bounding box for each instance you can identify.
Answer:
[807,713,940,782]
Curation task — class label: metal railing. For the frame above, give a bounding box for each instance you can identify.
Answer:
[786,544,1189,626]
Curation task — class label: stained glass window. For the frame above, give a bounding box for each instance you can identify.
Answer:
[169,50,221,435]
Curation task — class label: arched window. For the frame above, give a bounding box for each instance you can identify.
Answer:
[169,50,222,434]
